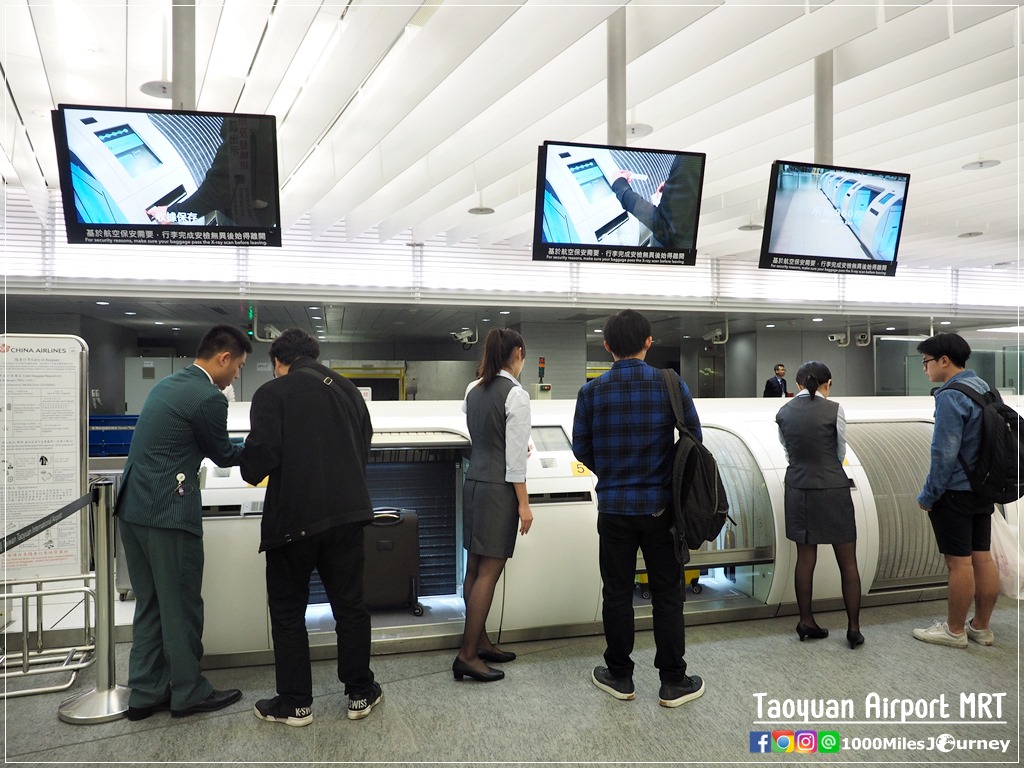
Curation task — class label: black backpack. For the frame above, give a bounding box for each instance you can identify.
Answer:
[661,369,733,565]
[944,382,1024,505]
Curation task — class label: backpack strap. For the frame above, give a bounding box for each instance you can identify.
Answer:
[941,381,996,475]
[661,368,685,429]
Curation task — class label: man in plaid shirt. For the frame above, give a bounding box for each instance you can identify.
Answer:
[573,309,706,708]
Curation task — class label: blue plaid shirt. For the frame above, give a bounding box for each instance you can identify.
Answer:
[572,358,702,516]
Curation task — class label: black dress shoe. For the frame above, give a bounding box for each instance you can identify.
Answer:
[477,648,516,663]
[796,622,828,641]
[171,689,243,718]
[125,698,171,721]
[847,629,865,649]
[452,657,504,682]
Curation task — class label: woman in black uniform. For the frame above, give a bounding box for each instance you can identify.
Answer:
[454,329,534,682]
[776,361,863,649]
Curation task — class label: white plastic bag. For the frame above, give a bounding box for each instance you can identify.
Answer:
[990,511,1024,600]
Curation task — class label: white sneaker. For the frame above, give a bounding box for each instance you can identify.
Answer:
[913,621,967,649]
[965,620,994,646]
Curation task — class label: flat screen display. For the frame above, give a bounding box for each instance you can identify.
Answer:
[533,140,706,266]
[52,104,282,247]
[759,160,910,276]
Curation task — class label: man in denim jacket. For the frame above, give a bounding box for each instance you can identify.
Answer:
[913,333,999,648]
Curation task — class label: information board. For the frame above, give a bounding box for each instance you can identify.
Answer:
[1,334,88,578]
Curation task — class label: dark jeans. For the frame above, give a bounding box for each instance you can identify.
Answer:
[265,523,374,707]
[598,512,687,683]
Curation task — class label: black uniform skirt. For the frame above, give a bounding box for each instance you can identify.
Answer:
[463,479,519,558]
[784,486,857,545]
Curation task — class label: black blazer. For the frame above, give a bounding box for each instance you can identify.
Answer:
[241,357,374,551]
[763,376,787,398]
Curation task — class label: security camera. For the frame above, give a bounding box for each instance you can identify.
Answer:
[856,332,870,344]
[451,330,474,343]
[264,324,282,340]
[702,329,723,342]
[828,333,847,343]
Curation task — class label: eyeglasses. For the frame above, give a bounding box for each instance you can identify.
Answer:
[922,357,939,367]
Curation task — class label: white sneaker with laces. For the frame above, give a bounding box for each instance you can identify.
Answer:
[965,620,994,646]
[912,621,967,648]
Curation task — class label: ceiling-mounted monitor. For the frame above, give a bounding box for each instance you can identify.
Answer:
[759,160,910,276]
[51,104,282,247]
[532,140,706,266]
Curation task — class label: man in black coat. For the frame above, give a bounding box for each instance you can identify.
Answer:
[763,364,788,398]
[240,329,380,727]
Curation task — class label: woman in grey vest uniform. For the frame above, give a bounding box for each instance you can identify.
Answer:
[454,329,534,682]
[775,361,863,649]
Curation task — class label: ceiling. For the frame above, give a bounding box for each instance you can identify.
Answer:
[2,1,1021,348]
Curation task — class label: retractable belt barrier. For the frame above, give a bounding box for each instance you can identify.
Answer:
[1,492,93,554]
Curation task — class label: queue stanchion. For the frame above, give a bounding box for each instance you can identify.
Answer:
[58,479,131,723]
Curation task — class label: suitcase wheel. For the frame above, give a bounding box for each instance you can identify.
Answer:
[413,603,424,617]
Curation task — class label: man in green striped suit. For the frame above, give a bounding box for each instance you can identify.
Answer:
[116,325,251,720]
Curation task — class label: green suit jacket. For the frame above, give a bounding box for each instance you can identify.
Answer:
[116,364,242,536]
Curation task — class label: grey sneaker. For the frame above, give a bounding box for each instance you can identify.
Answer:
[659,675,706,707]
[347,682,382,720]
[965,620,994,646]
[591,666,635,701]
[254,697,313,727]
[913,621,967,648]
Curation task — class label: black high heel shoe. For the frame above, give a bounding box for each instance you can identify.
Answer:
[477,648,516,663]
[847,629,864,649]
[452,657,504,682]
[796,622,829,641]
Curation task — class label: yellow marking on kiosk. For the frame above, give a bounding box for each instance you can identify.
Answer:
[571,461,592,476]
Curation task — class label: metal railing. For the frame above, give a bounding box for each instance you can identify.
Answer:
[1,576,97,698]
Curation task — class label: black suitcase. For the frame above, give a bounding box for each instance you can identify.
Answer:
[362,508,423,616]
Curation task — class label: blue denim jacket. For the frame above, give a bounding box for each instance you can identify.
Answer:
[917,369,988,509]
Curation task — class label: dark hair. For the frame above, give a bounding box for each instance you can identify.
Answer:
[603,309,651,358]
[269,329,320,365]
[774,363,785,373]
[795,360,832,397]
[196,325,253,360]
[917,333,970,368]
[476,328,525,387]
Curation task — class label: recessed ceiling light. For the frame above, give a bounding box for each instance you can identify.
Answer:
[738,223,763,231]
[96,301,109,305]
[308,306,319,310]
[461,327,470,331]
[311,315,322,320]
[154,321,164,325]
[961,159,1000,170]
[976,325,1024,333]
[812,318,823,322]
[482,318,491,322]
[124,311,137,316]
[594,329,603,334]
[939,321,951,325]
[765,324,775,328]
[958,231,983,238]
[171,327,181,331]
[499,310,511,315]
[886,327,896,331]
[625,122,653,139]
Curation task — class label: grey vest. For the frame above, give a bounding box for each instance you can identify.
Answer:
[465,376,515,484]
[776,395,849,489]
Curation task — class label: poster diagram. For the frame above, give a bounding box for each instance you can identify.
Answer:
[1,335,87,577]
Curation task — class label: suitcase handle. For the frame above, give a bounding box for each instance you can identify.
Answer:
[371,507,406,526]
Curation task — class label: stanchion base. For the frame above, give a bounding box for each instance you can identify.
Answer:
[58,685,131,724]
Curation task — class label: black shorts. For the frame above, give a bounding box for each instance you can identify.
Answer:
[927,490,994,557]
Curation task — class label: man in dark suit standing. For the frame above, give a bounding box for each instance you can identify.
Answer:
[241,329,379,727]
[116,325,251,720]
[763,364,788,398]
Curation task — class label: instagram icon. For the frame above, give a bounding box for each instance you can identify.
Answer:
[794,731,817,753]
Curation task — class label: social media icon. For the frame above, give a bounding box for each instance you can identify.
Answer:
[794,731,817,753]
[749,732,772,753]
[772,730,795,753]
[818,731,841,753]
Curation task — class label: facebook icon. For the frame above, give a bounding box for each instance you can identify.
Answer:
[750,732,772,753]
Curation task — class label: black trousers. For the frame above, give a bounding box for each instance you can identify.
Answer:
[265,523,374,707]
[598,511,687,683]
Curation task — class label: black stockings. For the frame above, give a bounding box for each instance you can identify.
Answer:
[794,541,861,631]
